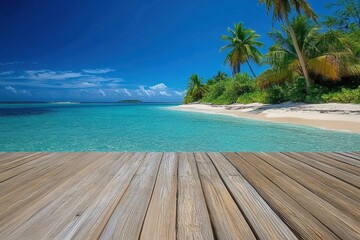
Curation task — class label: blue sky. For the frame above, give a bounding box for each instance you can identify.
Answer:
[0,0,332,102]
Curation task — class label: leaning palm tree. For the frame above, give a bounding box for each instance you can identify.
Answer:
[257,17,360,88]
[258,0,318,88]
[220,23,264,77]
[184,74,205,103]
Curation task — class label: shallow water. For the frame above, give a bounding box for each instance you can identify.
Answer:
[0,103,359,152]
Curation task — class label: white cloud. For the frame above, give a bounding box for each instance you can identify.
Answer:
[5,86,17,94]
[78,82,97,87]
[175,90,186,96]
[137,86,155,96]
[0,61,24,66]
[0,71,15,76]
[98,89,106,96]
[0,69,124,90]
[123,88,132,96]
[21,70,84,80]
[82,68,115,74]
[19,90,31,96]
[149,83,167,90]
[159,91,171,96]
[115,88,132,96]
[4,86,31,95]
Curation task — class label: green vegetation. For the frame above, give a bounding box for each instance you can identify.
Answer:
[184,74,205,103]
[220,23,263,77]
[258,16,360,88]
[324,0,360,31]
[184,1,360,105]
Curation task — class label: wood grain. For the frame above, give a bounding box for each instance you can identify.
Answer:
[99,153,162,240]
[267,152,360,202]
[140,152,178,240]
[195,152,256,240]
[284,152,360,187]
[224,152,339,240]
[255,152,360,221]
[0,152,359,240]
[208,152,297,240]
[320,152,360,168]
[239,152,360,239]
[176,153,214,240]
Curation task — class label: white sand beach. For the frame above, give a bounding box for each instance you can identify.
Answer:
[170,103,360,133]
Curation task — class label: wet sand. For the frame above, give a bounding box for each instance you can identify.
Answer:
[170,103,360,133]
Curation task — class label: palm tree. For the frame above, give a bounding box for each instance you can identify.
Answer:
[206,71,229,86]
[220,23,264,77]
[258,0,318,88]
[258,17,360,88]
[184,74,205,103]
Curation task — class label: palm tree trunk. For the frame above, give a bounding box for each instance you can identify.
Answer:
[284,16,312,89]
[232,64,240,77]
[246,60,257,78]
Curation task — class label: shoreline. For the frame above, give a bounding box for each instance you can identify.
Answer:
[169,103,360,134]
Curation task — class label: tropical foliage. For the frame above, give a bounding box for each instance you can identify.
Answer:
[202,73,255,104]
[183,1,360,105]
[257,16,360,88]
[258,0,318,88]
[184,74,204,104]
[324,0,360,31]
[220,23,263,77]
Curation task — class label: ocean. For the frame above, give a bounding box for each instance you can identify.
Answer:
[0,103,359,152]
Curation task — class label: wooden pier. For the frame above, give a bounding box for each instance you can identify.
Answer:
[0,152,359,239]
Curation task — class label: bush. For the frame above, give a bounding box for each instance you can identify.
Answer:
[202,80,226,103]
[264,85,287,103]
[202,73,256,104]
[304,85,328,103]
[237,91,268,103]
[219,77,256,104]
[322,87,360,103]
[185,72,360,105]
[284,77,307,102]
[261,78,331,103]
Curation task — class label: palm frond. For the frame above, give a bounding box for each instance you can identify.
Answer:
[256,67,296,89]
[307,55,340,81]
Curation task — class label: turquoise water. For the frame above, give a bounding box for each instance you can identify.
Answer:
[0,103,359,152]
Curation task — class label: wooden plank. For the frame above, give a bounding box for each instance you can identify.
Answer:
[0,152,82,197]
[320,152,360,167]
[176,153,214,240]
[195,153,256,240]
[1,152,359,239]
[255,152,360,221]
[224,152,339,240]
[0,152,51,182]
[207,152,297,240]
[299,152,360,176]
[99,153,163,240]
[238,152,360,240]
[340,152,360,160]
[0,153,89,221]
[0,153,115,237]
[1,153,129,240]
[55,152,146,239]
[0,152,33,164]
[266,152,360,202]
[285,152,360,188]
[0,153,42,171]
[347,152,360,158]
[140,153,178,240]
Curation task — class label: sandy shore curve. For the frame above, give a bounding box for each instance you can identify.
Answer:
[169,103,360,133]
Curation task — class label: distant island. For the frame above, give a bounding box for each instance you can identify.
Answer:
[118,100,143,103]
